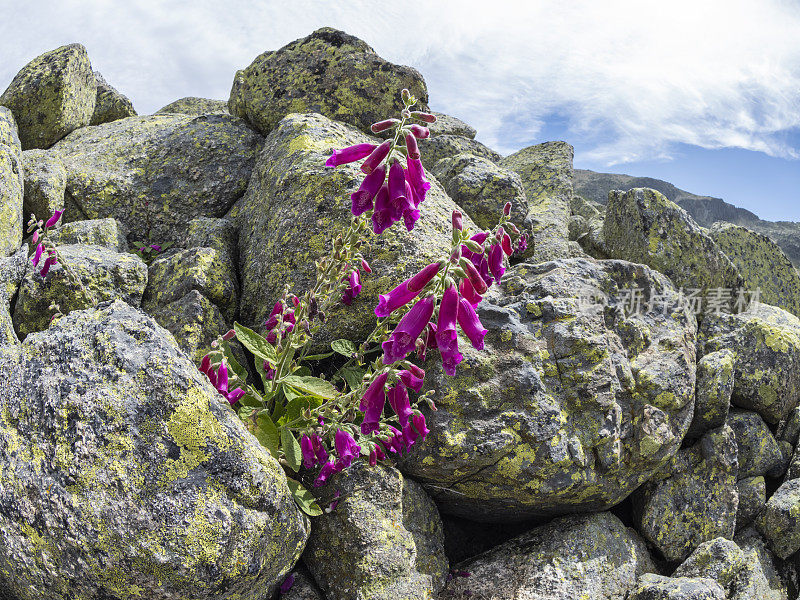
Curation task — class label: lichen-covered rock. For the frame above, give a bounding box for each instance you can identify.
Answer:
[726,410,783,479]
[442,512,655,600]
[632,425,739,562]
[603,188,742,293]
[500,141,574,261]
[0,300,309,600]
[229,27,428,136]
[48,217,128,251]
[89,71,136,125]
[628,575,726,600]
[687,349,734,439]
[709,222,800,318]
[699,303,800,424]
[674,538,747,589]
[777,406,800,448]
[13,244,147,336]
[733,528,789,600]
[21,149,65,222]
[0,107,23,256]
[400,258,697,521]
[143,246,237,323]
[736,477,766,530]
[149,290,231,363]
[156,97,229,115]
[233,112,474,346]
[0,43,95,149]
[427,111,476,138]
[431,153,527,230]
[0,246,28,346]
[757,478,800,559]
[419,134,501,167]
[186,217,237,263]
[51,113,262,243]
[304,463,447,600]
[569,195,607,258]
[281,565,325,600]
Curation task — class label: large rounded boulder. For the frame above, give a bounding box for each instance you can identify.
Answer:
[400,258,698,521]
[0,300,309,599]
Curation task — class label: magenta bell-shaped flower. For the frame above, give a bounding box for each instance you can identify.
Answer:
[334,429,361,469]
[408,124,430,139]
[399,365,425,393]
[361,140,392,174]
[406,158,431,206]
[32,243,43,267]
[402,181,421,231]
[488,243,506,282]
[371,184,393,235]
[301,434,316,469]
[374,262,440,318]
[312,433,328,464]
[351,164,386,216]
[388,383,413,428]
[39,252,57,276]
[314,460,338,487]
[359,372,389,435]
[45,210,63,229]
[388,160,412,221]
[458,297,488,350]
[436,284,463,376]
[342,269,362,306]
[326,143,377,167]
[418,322,438,362]
[382,296,435,364]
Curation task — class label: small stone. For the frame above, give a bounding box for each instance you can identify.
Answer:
[156,97,229,116]
[736,477,766,530]
[0,107,23,256]
[758,478,800,559]
[427,111,476,138]
[726,410,783,479]
[90,71,136,125]
[48,217,128,252]
[687,349,735,439]
[628,574,726,600]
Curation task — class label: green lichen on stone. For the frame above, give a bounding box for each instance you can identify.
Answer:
[21,148,66,223]
[48,217,128,251]
[228,27,428,136]
[0,107,24,257]
[628,574,726,600]
[426,111,476,139]
[725,410,783,479]
[90,71,136,126]
[0,43,96,149]
[156,97,229,116]
[687,349,734,439]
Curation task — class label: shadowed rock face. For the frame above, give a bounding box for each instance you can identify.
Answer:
[400,258,697,521]
[0,301,309,600]
[228,27,428,137]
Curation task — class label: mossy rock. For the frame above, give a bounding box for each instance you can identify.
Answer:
[736,477,766,531]
[500,141,574,262]
[443,512,655,599]
[419,134,501,167]
[0,246,28,346]
[304,463,448,600]
[21,149,66,225]
[725,410,783,479]
[48,217,128,251]
[228,27,428,136]
[699,303,800,424]
[51,113,262,244]
[400,258,697,521]
[156,97,229,116]
[186,217,237,262]
[427,111,476,138]
[686,349,734,439]
[632,425,738,562]
[758,478,800,559]
[90,71,136,125]
[709,222,800,319]
[13,243,148,336]
[732,528,790,600]
[628,574,726,600]
[233,112,475,347]
[0,43,95,149]
[0,107,23,256]
[570,194,608,258]
[431,152,527,231]
[603,188,742,294]
[0,300,309,599]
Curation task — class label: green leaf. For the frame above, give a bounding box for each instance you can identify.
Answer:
[286,478,323,517]
[283,395,323,425]
[281,427,302,472]
[302,351,334,361]
[221,340,248,384]
[238,390,264,408]
[337,366,366,391]
[234,322,278,364]
[254,413,280,459]
[282,375,339,400]
[331,339,357,357]
[237,404,258,421]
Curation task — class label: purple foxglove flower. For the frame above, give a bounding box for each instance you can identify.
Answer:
[374,276,421,318]
[361,258,372,273]
[370,118,399,133]
[502,233,513,256]
[334,429,360,469]
[327,489,341,512]
[452,211,463,231]
[32,243,43,267]
[312,434,328,464]
[314,460,338,487]
[45,209,63,229]
[369,445,387,466]
[399,365,425,392]
[215,361,229,395]
[405,133,420,159]
[504,202,512,216]
[342,269,362,306]
[382,425,405,454]
[413,414,430,440]
[351,164,386,216]
[458,297,488,350]
[225,387,244,405]
[280,574,296,594]
[515,234,528,254]
[301,434,317,469]
[437,284,463,375]
[266,330,278,345]
[265,301,283,330]
[488,243,506,282]
[199,354,211,376]
[361,140,392,174]
[407,262,442,293]
[32,230,39,244]
[408,124,430,139]
[326,143,377,167]
[405,158,431,206]
[388,383,413,427]
[471,231,490,246]
[462,260,488,295]
[39,254,56,276]
[403,206,421,232]
[371,184,394,235]
[149,245,162,252]
[441,345,464,376]
[382,296,435,364]
[387,161,410,215]
[359,372,389,435]
[402,422,419,449]
[411,111,437,123]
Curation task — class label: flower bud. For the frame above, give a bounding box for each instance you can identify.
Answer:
[408,124,430,139]
[411,111,437,123]
[463,240,484,254]
[360,258,372,273]
[222,329,236,341]
[508,223,520,235]
[405,134,420,159]
[503,202,512,216]
[401,88,411,103]
[449,246,462,264]
[459,258,489,295]
[361,140,392,175]
[45,210,64,229]
[370,118,399,133]
[451,210,463,231]
[495,226,505,242]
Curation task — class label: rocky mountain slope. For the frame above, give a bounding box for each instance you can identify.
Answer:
[1,26,800,600]
[575,168,800,266]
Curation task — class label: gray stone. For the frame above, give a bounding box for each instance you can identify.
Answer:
[442,512,655,600]
[400,258,697,521]
[758,478,800,559]
[20,149,65,224]
[0,43,95,149]
[0,246,28,346]
[280,565,325,600]
[427,111,476,138]
[0,300,309,600]
[186,217,237,263]
[733,528,789,600]
[687,349,734,439]
[156,97,230,115]
[229,27,428,136]
[51,113,262,243]
[48,217,128,252]
[632,425,739,562]
[736,477,766,530]
[726,410,783,479]
[90,71,136,125]
[0,108,23,256]
[419,134,501,167]
[304,463,448,600]
[628,574,726,600]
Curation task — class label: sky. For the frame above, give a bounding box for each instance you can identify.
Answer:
[2,0,799,220]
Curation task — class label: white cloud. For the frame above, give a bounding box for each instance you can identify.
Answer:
[1,0,799,164]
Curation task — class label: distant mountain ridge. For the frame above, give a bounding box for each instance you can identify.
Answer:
[573,169,800,266]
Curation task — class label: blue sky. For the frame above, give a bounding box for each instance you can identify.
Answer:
[2,0,799,220]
